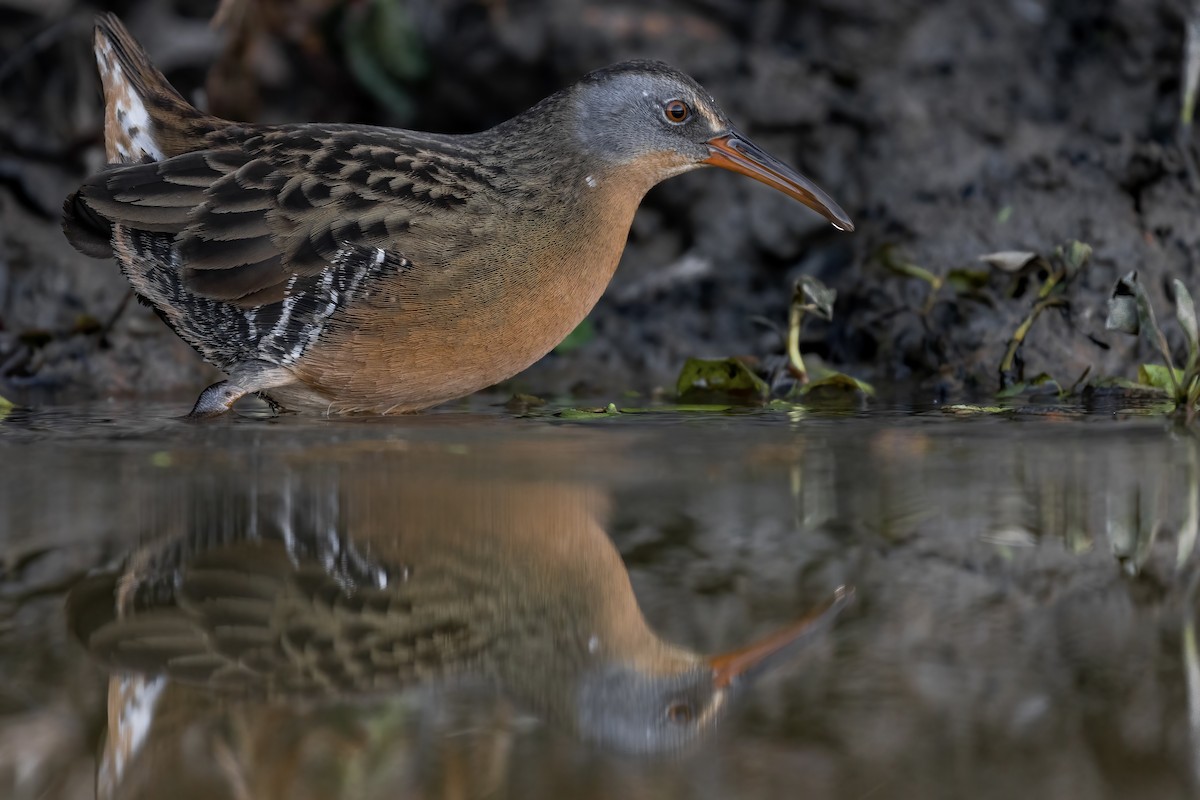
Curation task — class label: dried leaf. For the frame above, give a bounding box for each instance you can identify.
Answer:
[1105,271,1141,335]
[979,251,1037,272]
[795,275,836,321]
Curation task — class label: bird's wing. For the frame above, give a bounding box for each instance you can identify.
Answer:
[69,540,489,698]
[72,124,483,308]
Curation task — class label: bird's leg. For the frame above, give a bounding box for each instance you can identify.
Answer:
[187,361,295,418]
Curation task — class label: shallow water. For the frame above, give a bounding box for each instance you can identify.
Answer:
[1,398,1198,800]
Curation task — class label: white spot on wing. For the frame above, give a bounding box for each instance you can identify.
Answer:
[585,175,598,189]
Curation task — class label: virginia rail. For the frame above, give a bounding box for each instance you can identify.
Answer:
[68,470,851,762]
[64,14,853,416]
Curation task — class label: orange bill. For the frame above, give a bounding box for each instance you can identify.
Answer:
[709,585,854,689]
[705,132,854,232]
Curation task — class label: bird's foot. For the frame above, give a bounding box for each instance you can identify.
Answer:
[187,381,247,419]
[187,362,296,418]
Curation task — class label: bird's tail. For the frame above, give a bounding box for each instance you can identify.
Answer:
[64,14,220,257]
[93,12,216,164]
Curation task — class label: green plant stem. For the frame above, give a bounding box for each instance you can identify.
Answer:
[999,298,1066,382]
[788,304,807,384]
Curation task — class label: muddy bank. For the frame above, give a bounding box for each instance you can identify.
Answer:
[0,0,1195,403]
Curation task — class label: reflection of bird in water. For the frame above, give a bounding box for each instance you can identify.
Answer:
[68,472,850,778]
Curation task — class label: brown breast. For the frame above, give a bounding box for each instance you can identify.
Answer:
[294,175,646,413]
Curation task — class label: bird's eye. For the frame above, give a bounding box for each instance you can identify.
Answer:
[663,99,691,124]
[665,701,694,724]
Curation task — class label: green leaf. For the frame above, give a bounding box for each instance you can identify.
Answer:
[556,404,621,420]
[554,318,595,354]
[946,268,991,292]
[797,371,875,397]
[1174,279,1199,368]
[341,0,427,122]
[1061,240,1092,277]
[676,357,770,400]
[619,404,733,414]
[1137,363,1187,392]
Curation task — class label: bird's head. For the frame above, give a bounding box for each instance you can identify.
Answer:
[572,586,853,754]
[568,60,853,232]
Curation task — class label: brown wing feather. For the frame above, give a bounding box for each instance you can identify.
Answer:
[74,125,483,305]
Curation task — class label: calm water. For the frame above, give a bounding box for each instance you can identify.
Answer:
[1,399,1198,800]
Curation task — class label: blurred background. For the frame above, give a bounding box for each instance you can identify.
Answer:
[1,0,1198,404]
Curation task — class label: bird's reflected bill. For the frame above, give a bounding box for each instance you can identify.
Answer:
[704,132,855,232]
[709,585,854,689]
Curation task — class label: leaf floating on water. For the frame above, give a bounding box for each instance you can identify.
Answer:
[555,404,621,420]
[620,404,733,414]
[676,357,770,401]
[979,251,1038,273]
[941,404,1010,415]
[554,402,732,419]
[797,371,876,398]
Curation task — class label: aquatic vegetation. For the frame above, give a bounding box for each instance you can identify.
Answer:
[1105,271,1200,423]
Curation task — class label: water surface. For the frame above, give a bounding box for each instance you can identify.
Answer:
[1,399,1197,800]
